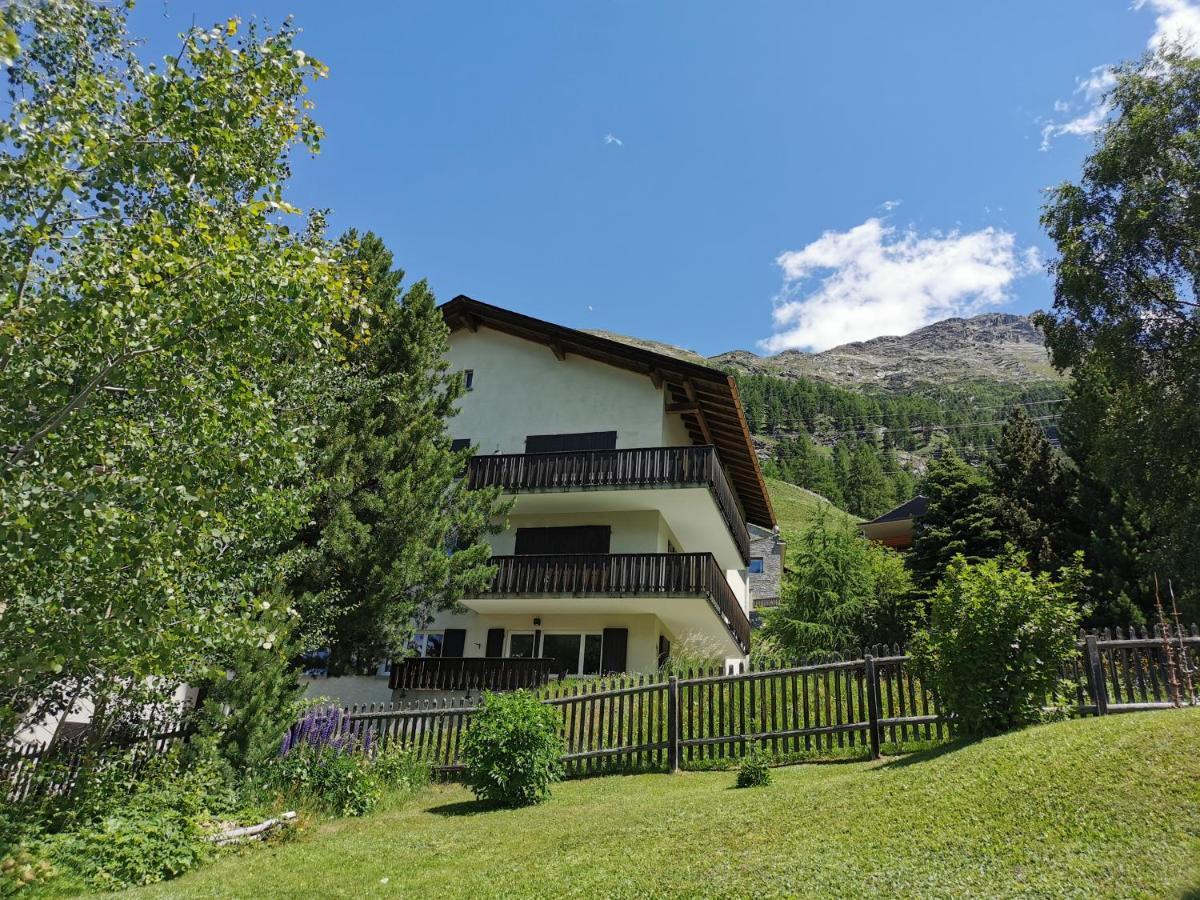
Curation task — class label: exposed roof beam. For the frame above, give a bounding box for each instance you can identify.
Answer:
[666,400,701,414]
[548,341,566,361]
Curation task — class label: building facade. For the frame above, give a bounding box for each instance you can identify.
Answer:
[393,297,775,689]
[747,523,786,622]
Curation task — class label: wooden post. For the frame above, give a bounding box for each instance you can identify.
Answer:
[864,655,881,760]
[1084,634,1109,716]
[667,675,680,773]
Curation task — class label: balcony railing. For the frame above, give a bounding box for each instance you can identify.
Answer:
[388,657,556,694]
[467,445,751,562]
[485,552,751,654]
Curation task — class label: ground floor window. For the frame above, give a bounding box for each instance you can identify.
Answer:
[506,631,603,676]
[408,631,444,658]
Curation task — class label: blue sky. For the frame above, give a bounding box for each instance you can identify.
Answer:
[129,1,1189,355]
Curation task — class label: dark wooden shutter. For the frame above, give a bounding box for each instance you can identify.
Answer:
[442,629,466,658]
[485,628,505,658]
[524,431,617,454]
[601,627,628,674]
[514,525,611,555]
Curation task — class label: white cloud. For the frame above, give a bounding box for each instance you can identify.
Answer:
[880,199,902,211]
[762,218,1040,353]
[1040,65,1117,150]
[603,133,623,147]
[1041,0,1200,149]
[1138,0,1200,51]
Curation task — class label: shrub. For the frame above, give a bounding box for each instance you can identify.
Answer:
[33,748,232,893]
[910,550,1084,737]
[266,706,380,816]
[462,691,563,808]
[371,744,431,795]
[763,514,917,658]
[736,752,771,788]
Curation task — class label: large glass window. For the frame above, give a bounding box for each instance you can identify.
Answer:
[542,634,582,675]
[508,633,537,658]
[408,632,444,658]
[582,634,603,675]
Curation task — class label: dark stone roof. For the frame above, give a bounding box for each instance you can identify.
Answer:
[865,495,928,525]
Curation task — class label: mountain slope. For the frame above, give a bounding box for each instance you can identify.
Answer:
[713,313,1062,391]
[594,312,1064,393]
[767,478,859,534]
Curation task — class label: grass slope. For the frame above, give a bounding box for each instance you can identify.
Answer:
[128,710,1200,899]
[766,476,858,537]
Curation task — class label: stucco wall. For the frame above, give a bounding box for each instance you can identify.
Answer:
[488,510,667,555]
[447,328,675,453]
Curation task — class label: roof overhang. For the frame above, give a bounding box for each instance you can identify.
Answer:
[441,295,775,528]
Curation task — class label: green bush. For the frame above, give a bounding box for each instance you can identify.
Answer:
[266,745,380,817]
[910,550,1084,737]
[462,691,564,808]
[371,744,431,795]
[735,752,771,788]
[28,748,232,893]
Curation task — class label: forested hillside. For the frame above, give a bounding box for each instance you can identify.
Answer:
[737,373,1066,520]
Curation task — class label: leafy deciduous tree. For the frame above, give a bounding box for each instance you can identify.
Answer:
[0,2,361,730]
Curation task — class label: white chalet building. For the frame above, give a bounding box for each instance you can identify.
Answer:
[389,297,776,693]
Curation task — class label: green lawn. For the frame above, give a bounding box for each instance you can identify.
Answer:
[128,710,1200,899]
[766,477,858,539]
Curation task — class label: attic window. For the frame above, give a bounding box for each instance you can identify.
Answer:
[463,369,474,390]
[749,557,764,574]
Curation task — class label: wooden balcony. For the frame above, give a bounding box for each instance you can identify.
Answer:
[484,552,751,654]
[388,657,556,694]
[467,445,751,562]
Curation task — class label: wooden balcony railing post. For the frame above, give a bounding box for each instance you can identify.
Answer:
[1084,634,1109,716]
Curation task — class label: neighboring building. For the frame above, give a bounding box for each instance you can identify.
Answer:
[388,296,775,694]
[858,496,928,550]
[747,523,785,618]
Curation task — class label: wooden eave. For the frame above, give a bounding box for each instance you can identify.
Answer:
[441,295,776,528]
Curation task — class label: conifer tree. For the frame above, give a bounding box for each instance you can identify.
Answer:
[987,407,1071,573]
[285,232,508,673]
[910,450,1001,590]
[843,442,891,519]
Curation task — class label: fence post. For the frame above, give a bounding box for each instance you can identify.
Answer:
[667,675,680,773]
[864,655,881,760]
[1084,635,1109,716]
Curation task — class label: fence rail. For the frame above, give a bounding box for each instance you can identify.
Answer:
[331,625,1198,775]
[7,625,1197,798]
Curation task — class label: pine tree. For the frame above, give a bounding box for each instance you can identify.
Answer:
[910,449,1001,590]
[843,442,891,519]
[987,407,1072,573]
[286,232,509,673]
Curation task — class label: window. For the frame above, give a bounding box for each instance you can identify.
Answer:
[408,631,444,658]
[463,369,474,390]
[524,431,617,454]
[514,525,611,555]
[509,632,603,675]
[508,633,537,659]
[450,438,471,453]
[749,557,765,574]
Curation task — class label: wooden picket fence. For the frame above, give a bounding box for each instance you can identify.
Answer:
[2,723,191,803]
[6,624,1197,798]
[337,625,1198,776]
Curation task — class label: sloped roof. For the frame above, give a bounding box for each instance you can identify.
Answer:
[865,495,928,525]
[441,295,775,528]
